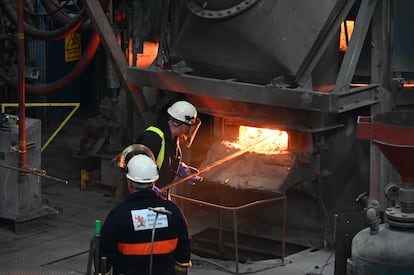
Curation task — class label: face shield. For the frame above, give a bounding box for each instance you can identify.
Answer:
[112,144,156,168]
[182,117,202,148]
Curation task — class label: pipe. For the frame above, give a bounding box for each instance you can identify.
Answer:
[0,0,87,40]
[17,0,26,172]
[94,219,101,275]
[0,0,109,95]
[0,162,69,184]
[41,0,79,24]
[0,30,101,94]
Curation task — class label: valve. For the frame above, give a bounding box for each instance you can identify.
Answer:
[356,192,381,235]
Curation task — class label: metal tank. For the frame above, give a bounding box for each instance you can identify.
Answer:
[350,224,414,274]
[351,110,414,274]
[0,114,42,223]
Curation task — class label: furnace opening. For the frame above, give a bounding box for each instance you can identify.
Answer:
[224,126,288,155]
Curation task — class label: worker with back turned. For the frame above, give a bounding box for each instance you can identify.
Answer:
[100,150,192,275]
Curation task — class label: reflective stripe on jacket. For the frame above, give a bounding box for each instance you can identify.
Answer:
[145,126,165,169]
[118,238,178,255]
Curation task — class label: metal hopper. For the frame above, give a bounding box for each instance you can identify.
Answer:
[358,110,414,183]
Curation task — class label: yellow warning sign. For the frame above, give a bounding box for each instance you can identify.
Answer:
[65,33,82,62]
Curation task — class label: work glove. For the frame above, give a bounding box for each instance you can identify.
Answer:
[153,185,170,200]
[177,162,203,185]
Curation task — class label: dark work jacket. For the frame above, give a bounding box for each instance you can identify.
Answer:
[137,116,181,189]
[100,190,191,275]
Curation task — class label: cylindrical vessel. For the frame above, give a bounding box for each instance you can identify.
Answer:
[350,224,414,275]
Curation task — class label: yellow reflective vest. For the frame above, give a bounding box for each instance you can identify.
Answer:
[145,126,165,169]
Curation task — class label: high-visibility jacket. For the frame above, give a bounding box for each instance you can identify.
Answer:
[100,190,191,275]
[137,118,181,189]
[145,126,165,169]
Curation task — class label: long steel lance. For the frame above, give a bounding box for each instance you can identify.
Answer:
[0,162,69,184]
[160,133,275,192]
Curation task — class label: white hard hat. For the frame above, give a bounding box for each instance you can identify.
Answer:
[126,154,159,183]
[167,101,197,125]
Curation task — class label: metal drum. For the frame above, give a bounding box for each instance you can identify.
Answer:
[351,224,414,274]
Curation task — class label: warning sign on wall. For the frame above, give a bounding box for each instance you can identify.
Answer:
[65,33,82,62]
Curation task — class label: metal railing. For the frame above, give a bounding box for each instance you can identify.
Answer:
[170,192,287,274]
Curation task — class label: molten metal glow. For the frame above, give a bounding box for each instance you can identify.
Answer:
[403,82,414,88]
[340,20,354,51]
[137,41,159,68]
[128,37,133,66]
[225,126,288,154]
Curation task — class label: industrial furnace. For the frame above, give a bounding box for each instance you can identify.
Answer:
[121,0,377,253]
[3,0,414,274]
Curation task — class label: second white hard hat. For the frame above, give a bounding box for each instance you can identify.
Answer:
[126,154,159,183]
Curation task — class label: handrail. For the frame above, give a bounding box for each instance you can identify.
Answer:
[170,192,287,274]
[1,102,80,152]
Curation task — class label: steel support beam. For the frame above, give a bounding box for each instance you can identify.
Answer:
[127,67,379,113]
[296,0,356,86]
[83,0,149,117]
[334,0,379,92]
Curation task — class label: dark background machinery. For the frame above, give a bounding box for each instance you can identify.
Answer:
[1,0,414,274]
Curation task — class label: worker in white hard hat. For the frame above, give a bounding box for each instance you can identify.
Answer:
[136,100,203,189]
[100,152,192,275]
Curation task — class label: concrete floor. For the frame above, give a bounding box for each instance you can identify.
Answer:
[0,114,335,275]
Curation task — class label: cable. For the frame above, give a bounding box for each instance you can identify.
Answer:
[149,212,159,275]
[0,29,101,94]
[0,0,87,40]
[318,251,334,275]
[25,0,75,17]
[148,207,172,275]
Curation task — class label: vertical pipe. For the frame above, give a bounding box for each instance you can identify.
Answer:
[218,209,224,253]
[94,220,101,275]
[100,256,107,274]
[281,196,287,264]
[17,0,27,171]
[232,210,239,274]
[86,238,94,275]
[369,0,393,210]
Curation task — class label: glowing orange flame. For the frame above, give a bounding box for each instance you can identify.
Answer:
[340,20,354,51]
[125,39,159,67]
[128,37,133,66]
[224,126,288,154]
[137,41,159,68]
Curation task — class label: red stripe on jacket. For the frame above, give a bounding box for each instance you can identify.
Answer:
[118,238,178,255]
